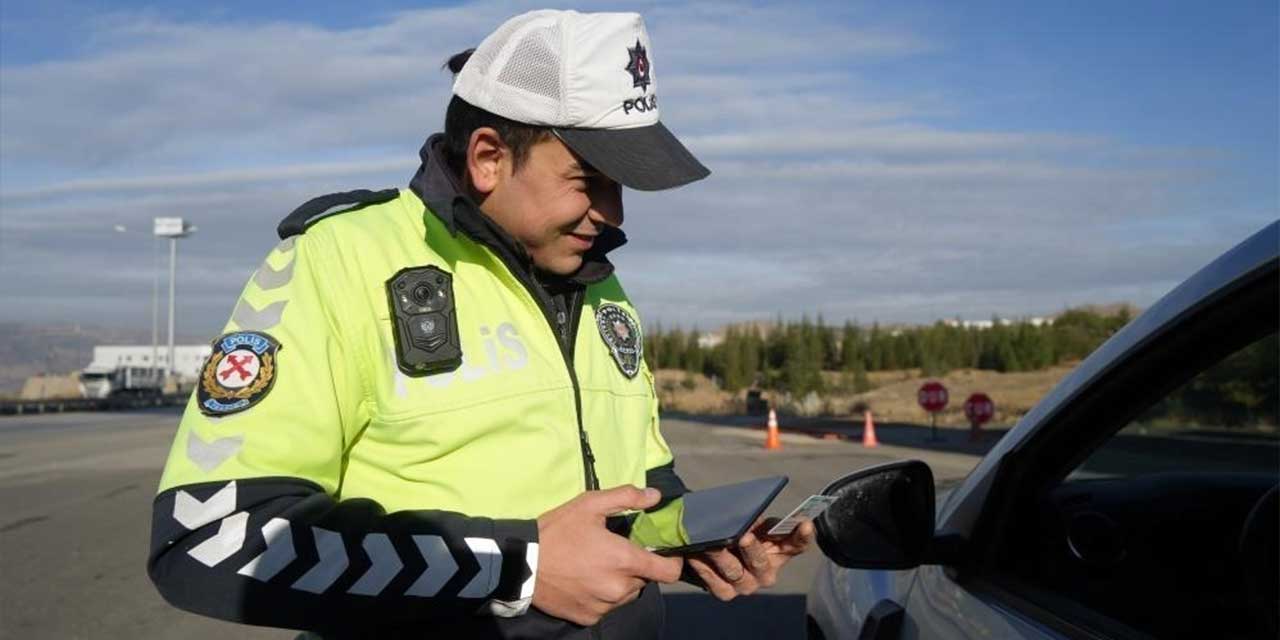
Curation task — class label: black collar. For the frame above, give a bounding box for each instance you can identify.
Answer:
[408,133,625,286]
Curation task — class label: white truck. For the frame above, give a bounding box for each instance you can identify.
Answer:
[79,364,164,398]
[78,345,212,398]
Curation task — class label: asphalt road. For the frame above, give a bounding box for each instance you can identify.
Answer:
[0,409,982,640]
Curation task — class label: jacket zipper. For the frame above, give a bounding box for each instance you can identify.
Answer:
[438,205,609,635]
[551,287,604,638]
[493,256,600,492]
[557,288,599,491]
[443,202,602,492]
[564,289,598,491]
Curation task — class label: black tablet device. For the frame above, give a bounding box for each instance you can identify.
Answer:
[629,475,789,556]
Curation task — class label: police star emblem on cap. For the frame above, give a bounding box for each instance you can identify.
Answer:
[625,39,651,92]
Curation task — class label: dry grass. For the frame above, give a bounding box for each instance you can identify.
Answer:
[653,369,734,414]
[654,364,1079,428]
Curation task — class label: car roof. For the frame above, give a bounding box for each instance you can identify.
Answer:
[939,220,1279,532]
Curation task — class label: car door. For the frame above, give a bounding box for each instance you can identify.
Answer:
[903,229,1277,639]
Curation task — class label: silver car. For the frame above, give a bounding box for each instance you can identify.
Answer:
[807,221,1278,640]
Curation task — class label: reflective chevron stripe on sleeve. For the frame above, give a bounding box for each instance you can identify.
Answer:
[486,542,539,617]
[347,533,403,596]
[173,481,236,530]
[187,512,248,567]
[238,517,294,581]
[180,516,519,598]
[406,534,458,597]
[292,527,349,593]
[459,537,502,598]
[150,478,540,628]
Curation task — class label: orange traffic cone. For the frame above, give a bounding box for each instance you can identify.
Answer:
[862,410,879,448]
[765,408,782,450]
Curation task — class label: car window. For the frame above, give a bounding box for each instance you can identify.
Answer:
[1015,330,1278,640]
[1066,331,1278,480]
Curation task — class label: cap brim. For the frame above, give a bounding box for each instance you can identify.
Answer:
[555,122,710,191]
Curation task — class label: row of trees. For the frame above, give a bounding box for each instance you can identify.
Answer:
[1145,333,1277,428]
[643,309,1133,396]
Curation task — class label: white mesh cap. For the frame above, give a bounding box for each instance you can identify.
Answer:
[453,10,709,191]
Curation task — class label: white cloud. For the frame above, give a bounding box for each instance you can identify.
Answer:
[645,2,935,63]
[1,158,413,202]
[0,1,1267,336]
[686,127,1102,156]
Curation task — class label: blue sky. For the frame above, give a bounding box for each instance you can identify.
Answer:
[1,0,1276,336]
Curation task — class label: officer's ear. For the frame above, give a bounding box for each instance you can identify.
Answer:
[467,127,509,196]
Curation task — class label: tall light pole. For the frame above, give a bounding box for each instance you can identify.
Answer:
[152,234,160,383]
[113,225,162,383]
[154,217,197,388]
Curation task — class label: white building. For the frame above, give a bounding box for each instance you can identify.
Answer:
[943,316,1053,330]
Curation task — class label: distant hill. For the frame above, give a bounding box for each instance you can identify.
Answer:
[0,322,208,396]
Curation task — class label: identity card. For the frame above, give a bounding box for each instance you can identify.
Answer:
[765,495,837,537]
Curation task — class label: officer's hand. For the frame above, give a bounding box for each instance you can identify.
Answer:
[534,486,684,626]
[685,517,815,602]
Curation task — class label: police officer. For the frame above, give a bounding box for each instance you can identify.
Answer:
[148,10,812,639]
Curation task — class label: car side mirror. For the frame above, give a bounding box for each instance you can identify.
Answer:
[815,460,940,570]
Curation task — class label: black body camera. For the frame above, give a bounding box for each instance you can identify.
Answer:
[386,266,462,376]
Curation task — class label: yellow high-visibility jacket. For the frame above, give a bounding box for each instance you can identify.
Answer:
[148,135,684,640]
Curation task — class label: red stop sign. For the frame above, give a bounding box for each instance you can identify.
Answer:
[964,393,995,425]
[917,381,949,413]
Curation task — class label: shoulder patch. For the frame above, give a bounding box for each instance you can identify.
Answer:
[276,188,400,239]
[596,303,642,379]
[198,331,281,416]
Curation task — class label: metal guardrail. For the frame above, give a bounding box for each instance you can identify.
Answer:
[0,394,189,416]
